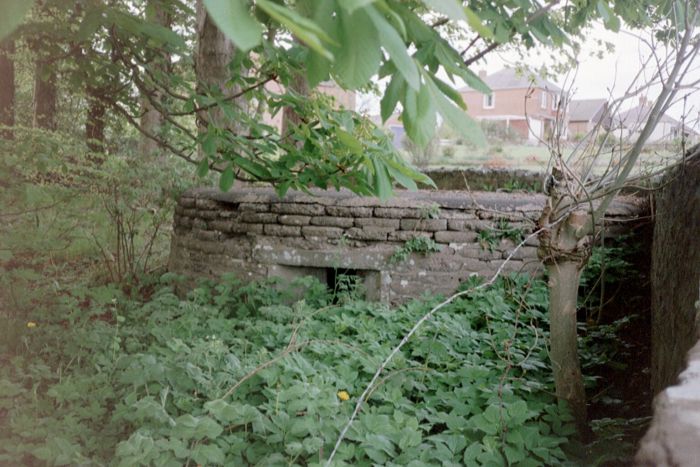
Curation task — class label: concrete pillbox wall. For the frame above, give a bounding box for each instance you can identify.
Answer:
[168,187,648,304]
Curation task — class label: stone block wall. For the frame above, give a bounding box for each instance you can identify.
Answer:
[169,187,647,303]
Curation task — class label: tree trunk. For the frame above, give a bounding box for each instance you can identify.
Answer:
[546,259,588,434]
[140,95,163,157]
[195,0,251,186]
[33,54,57,131]
[0,39,15,139]
[195,0,246,141]
[538,175,593,437]
[140,0,170,159]
[281,66,309,140]
[86,87,106,153]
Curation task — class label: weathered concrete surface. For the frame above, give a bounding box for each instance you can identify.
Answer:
[636,334,700,466]
[634,154,700,465]
[169,187,648,303]
[651,155,700,394]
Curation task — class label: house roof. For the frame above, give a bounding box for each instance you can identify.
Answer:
[568,99,607,122]
[459,68,561,93]
[615,102,679,129]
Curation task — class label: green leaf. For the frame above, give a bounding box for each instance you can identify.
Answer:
[0,379,24,397]
[234,156,272,180]
[605,15,620,32]
[464,7,494,40]
[77,8,104,41]
[430,40,490,95]
[193,444,225,464]
[470,413,498,435]
[597,0,611,22]
[257,0,335,60]
[306,0,337,86]
[528,21,552,45]
[459,68,491,95]
[339,0,376,13]
[542,20,567,47]
[504,444,526,464]
[483,404,501,423]
[219,164,235,191]
[333,8,382,88]
[140,21,186,48]
[0,0,33,40]
[337,129,363,154]
[422,0,467,22]
[203,0,262,52]
[432,76,466,109]
[424,73,486,147]
[375,1,407,39]
[275,180,293,198]
[383,154,434,188]
[463,443,484,463]
[402,83,436,148]
[672,1,687,28]
[598,1,621,32]
[507,400,531,422]
[197,158,210,178]
[371,158,394,200]
[381,74,405,122]
[307,51,331,87]
[384,162,417,190]
[172,415,223,440]
[366,6,419,90]
[108,10,185,48]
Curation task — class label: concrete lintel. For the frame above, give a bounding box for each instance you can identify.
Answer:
[252,244,393,270]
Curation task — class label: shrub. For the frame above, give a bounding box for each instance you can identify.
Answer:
[403,136,440,168]
[481,120,523,144]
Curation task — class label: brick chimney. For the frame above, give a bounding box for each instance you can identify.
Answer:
[478,69,487,79]
[639,95,648,107]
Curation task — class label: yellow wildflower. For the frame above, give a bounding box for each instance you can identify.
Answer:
[26,321,37,328]
[337,390,350,401]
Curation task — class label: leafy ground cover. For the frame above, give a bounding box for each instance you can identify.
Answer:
[0,270,641,466]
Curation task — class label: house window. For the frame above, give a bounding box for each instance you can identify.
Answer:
[551,94,558,110]
[483,93,495,109]
[540,91,547,109]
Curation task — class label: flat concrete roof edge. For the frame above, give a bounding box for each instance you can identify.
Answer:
[183,187,647,216]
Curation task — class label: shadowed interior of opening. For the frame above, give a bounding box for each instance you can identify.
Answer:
[326,267,361,300]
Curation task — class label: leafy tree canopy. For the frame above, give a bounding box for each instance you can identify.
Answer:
[0,0,673,198]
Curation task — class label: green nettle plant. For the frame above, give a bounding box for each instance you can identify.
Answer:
[478,219,525,252]
[390,236,442,264]
[1,273,595,465]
